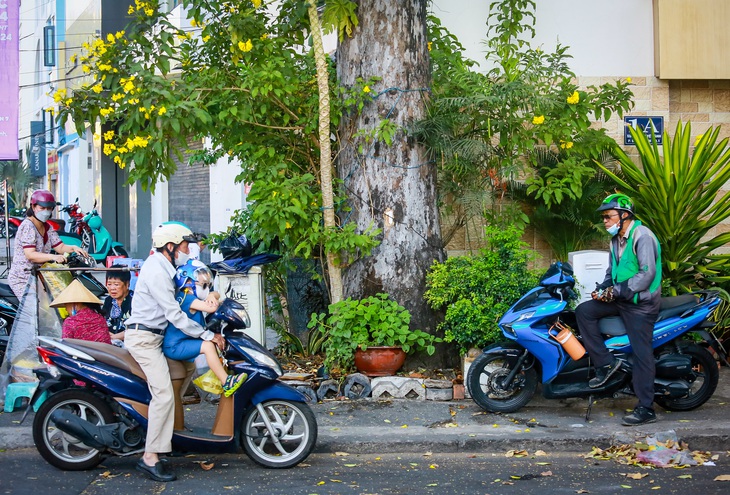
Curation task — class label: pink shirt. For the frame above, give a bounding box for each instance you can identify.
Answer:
[7,218,62,298]
[62,307,112,345]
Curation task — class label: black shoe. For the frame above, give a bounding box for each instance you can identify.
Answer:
[589,358,620,388]
[622,406,657,426]
[136,459,177,482]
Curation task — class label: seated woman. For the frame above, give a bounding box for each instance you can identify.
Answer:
[162,260,246,397]
[102,268,133,346]
[50,279,112,344]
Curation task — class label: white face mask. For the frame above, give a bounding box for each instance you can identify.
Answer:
[188,243,200,260]
[606,222,620,236]
[175,250,190,267]
[35,209,52,222]
[195,285,210,301]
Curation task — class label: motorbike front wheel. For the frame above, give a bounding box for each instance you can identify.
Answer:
[241,400,318,468]
[32,389,115,471]
[655,343,719,411]
[467,351,537,413]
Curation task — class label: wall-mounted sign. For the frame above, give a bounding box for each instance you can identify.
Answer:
[0,0,19,159]
[30,121,46,177]
[624,116,664,146]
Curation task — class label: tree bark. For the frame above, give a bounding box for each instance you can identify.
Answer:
[337,0,448,365]
[308,0,343,304]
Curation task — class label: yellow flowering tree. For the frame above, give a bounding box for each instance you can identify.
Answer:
[57,0,377,304]
[416,0,633,260]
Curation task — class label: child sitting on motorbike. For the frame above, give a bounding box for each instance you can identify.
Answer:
[162,260,247,397]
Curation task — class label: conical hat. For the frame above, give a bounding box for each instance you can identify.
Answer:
[50,279,102,307]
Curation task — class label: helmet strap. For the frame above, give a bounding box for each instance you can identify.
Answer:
[163,243,178,266]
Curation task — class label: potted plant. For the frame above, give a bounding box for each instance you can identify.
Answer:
[308,293,440,376]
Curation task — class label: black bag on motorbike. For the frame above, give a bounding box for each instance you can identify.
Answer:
[218,232,253,260]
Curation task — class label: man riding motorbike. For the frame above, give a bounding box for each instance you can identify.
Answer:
[575,193,662,426]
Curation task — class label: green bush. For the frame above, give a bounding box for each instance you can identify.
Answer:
[309,293,440,373]
[425,226,539,354]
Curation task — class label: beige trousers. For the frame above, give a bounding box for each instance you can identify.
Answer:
[125,329,174,454]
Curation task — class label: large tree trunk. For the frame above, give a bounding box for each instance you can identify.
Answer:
[337,0,449,366]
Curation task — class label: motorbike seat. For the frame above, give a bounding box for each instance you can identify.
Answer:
[597,294,700,336]
[62,338,190,381]
[0,283,16,299]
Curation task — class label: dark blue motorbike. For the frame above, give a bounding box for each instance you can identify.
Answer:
[467,262,724,415]
[26,299,317,470]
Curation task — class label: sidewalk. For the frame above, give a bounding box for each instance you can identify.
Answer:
[2,367,729,453]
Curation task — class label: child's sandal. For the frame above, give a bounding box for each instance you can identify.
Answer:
[222,373,248,397]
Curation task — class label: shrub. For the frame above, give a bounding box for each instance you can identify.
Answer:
[309,293,440,373]
[425,226,539,354]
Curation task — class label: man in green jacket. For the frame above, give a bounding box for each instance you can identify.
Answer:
[576,193,662,426]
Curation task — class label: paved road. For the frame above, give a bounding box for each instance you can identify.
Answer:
[1,448,728,495]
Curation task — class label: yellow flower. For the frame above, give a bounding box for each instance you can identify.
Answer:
[532,115,545,125]
[123,80,135,93]
[92,84,103,94]
[252,0,262,8]
[363,85,371,93]
[82,65,91,74]
[145,8,154,16]
[190,18,197,27]
[106,33,115,43]
[158,106,167,116]
[567,91,580,105]
[202,35,211,43]
[560,141,574,149]
[104,130,115,140]
[285,222,292,229]
[116,31,124,39]
[128,5,134,15]
[112,93,124,102]
[238,39,253,52]
[103,143,116,155]
[99,107,114,117]
[260,33,268,41]
[52,89,67,103]
[427,41,432,52]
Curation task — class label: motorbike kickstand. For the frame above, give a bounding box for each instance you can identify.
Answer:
[585,395,595,422]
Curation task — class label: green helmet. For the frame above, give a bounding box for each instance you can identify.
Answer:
[597,193,634,214]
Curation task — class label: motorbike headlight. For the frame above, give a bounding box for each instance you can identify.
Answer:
[503,311,535,336]
[245,348,283,376]
[234,307,251,328]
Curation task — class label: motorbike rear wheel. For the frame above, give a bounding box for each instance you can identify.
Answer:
[467,351,537,413]
[655,343,719,411]
[32,389,115,471]
[241,400,318,468]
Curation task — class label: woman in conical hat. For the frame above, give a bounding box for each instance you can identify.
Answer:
[51,280,112,344]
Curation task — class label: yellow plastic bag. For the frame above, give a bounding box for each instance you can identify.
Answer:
[193,369,223,395]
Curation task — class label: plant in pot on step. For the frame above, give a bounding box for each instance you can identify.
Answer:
[308,293,440,377]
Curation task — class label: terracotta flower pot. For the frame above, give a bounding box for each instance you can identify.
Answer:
[354,346,406,377]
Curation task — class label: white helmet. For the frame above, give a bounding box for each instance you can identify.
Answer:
[151,223,197,248]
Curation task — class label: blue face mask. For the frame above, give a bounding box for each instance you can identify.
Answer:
[606,222,620,236]
[70,306,78,317]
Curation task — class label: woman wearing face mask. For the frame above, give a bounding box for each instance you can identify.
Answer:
[7,189,88,299]
[50,279,111,344]
[162,260,247,396]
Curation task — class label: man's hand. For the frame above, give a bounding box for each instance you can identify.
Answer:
[212,333,226,349]
[595,286,615,303]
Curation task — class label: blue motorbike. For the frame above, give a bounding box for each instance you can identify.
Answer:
[467,262,724,415]
[25,299,317,470]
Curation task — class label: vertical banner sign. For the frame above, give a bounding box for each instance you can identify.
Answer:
[30,121,46,176]
[0,0,20,159]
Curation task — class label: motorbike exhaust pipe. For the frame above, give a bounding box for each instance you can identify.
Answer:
[50,410,123,450]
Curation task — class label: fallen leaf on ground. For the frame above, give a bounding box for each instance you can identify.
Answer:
[423,451,433,457]
[541,470,553,477]
[576,490,590,494]
[714,475,730,481]
[625,473,648,480]
[429,464,438,469]
[677,474,692,479]
[506,449,529,458]
[384,419,391,423]
[335,452,349,457]
[536,462,551,466]
[344,464,357,467]
[534,450,548,456]
[443,423,458,428]
[200,461,214,471]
